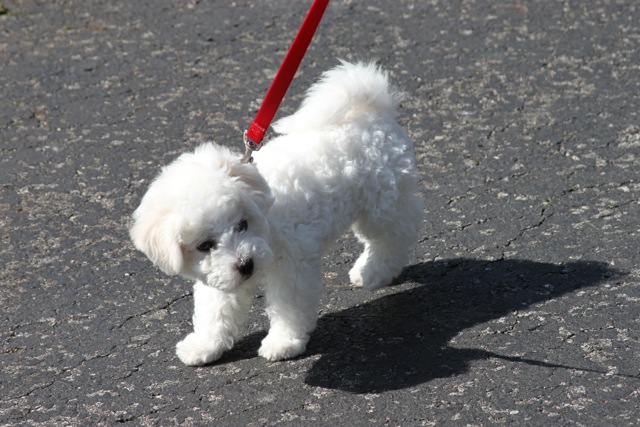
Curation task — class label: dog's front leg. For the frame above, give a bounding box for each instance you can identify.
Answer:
[176,281,253,366]
[259,262,323,361]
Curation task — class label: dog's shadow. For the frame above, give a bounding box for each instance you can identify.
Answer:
[231,258,621,393]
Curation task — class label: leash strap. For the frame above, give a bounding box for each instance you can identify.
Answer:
[242,0,330,163]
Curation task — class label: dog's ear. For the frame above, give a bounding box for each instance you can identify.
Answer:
[129,208,183,276]
[228,162,274,213]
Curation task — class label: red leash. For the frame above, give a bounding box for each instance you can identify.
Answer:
[242,0,330,163]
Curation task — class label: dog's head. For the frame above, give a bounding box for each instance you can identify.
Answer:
[130,143,274,291]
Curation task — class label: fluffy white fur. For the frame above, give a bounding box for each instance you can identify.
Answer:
[130,61,423,365]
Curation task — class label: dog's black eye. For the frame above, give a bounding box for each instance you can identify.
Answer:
[196,239,217,252]
[235,219,248,233]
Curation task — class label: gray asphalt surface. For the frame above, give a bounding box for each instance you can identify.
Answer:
[2,0,640,425]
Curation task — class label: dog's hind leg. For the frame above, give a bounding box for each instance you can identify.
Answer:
[349,190,422,290]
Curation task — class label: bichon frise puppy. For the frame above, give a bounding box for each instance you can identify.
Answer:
[130,61,423,365]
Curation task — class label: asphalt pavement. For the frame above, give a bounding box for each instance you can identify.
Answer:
[1,0,639,425]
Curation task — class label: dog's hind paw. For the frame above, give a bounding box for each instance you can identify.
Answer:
[176,333,225,366]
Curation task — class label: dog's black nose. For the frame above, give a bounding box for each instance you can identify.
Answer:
[236,258,254,279]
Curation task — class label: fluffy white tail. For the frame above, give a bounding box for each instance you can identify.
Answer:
[272,61,402,134]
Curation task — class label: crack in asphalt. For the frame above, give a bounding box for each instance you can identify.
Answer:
[116,292,192,329]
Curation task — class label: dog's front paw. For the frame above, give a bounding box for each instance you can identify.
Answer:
[258,333,308,362]
[176,333,225,366]
[349,263,394,290]
[349,267,364,287]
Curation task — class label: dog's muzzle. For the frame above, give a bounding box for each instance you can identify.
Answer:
[236,258,254,280]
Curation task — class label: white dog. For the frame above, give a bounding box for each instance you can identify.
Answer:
[130,61,422,365]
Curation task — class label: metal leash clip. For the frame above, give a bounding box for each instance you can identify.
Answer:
[241,132,262,164]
